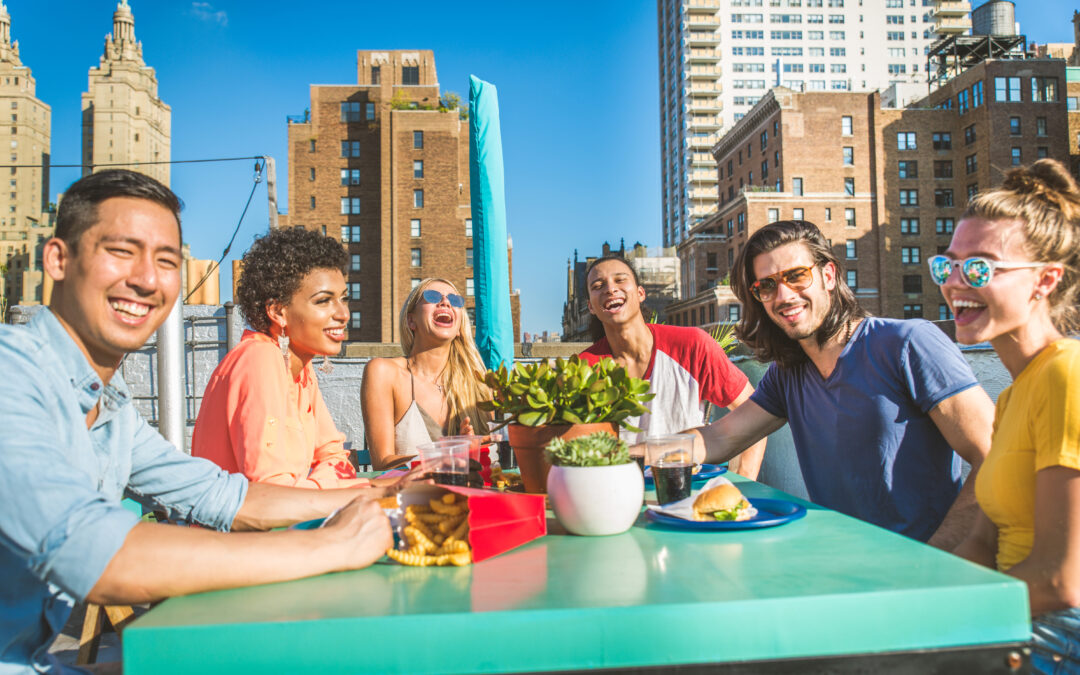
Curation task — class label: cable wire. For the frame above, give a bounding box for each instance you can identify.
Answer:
[184,160,264,303]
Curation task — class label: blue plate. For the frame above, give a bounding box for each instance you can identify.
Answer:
[643,463,726,487]
[290,517,325,530]
[644,498,806,530]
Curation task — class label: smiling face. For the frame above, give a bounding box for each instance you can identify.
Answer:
[751,242,835,343]
[45,196,182,372]
[943,216,1045,346]
[408,280,462,343]
[272,268,349,360]
[586,258,645,328]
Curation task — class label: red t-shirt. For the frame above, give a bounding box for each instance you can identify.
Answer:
[579,324,748,442]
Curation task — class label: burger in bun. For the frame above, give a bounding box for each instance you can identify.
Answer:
[693,484,752,522]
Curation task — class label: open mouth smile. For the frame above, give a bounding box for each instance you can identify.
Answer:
[602,297,625,313]
[110,299,153,324]
[951,299,987,326]
[433,309,455,327]
[325,326,346,341]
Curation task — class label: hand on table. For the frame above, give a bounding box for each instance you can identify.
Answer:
[322,497,394,570]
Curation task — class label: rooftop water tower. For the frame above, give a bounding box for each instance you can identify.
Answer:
[972,0,1015,37]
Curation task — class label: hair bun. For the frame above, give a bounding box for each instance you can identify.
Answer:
[1002,160,1080,202]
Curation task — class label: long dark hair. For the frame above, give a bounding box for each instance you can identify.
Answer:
[731,220,867,369]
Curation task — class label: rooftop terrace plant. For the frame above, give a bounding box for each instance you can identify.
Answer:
[479,355,653,431]
[545,432,631,467]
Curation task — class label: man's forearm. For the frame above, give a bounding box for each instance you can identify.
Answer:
[232,482,377,531]
[87,522,345,605]
[927,476,979,550]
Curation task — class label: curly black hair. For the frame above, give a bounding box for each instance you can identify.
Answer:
[236,227,349,334]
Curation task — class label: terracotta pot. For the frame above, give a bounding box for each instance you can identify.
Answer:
[507,422,618,494]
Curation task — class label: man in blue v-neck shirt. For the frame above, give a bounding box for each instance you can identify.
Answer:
[688,220,995,549]
[0,170,396,673]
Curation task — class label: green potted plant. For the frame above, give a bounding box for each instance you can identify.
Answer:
[545,432,644,536]
[480,355,653,493]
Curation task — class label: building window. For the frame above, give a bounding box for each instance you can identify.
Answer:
[341,101,363,122]
[933,160,953,178]
[994,76,1021,102]
[845,207,856,227]
[706,252,718,272]
[903,274,922,294]
[767,208,779,223]
[793,207,804,220]
[309,196,316,210]
[845,239,856,259]
[728,304,741,322]
[308,167,315,181]
[897,131,916,150]
[1036,117,1047,137]
[964,124,976,145]
[936,218,954,235]
[899,189,918,206]
[1010,147,1021,166]
[341,141,360,157]
[844,177,854,196]
[413,130,423,149]
[965,154,977,175]
[939,304,953,321]
[903,304,923,320]
[762,159,769,179]
[466,247,473,268]
[1031,77,1059,103]
[967,183,979,200]
[972,80,984,107]
[309,139,316,153]
[413,160,424,179]
[737,212,746,232]
[901,218,919,234]
[341,225,361,243]
[347,282,362,301]
[843,147,853,166]
[825,207,832,221]
[411,278,421,290]
[932,132,951,150]
[1037,147,1048,159]
[898,160,917,178]
[350,254,361,271]
[792,177,804,195]
[466,278,475,296]
[341,197,362,215]
[413,189,424,208]
[410,248,421,267]
[465,218,473,237]
[366,103,375,121]
[760,130,768,151]
[1009,116,1021,135]
[846,269,857,289]
[350,311,362,329]
[410,219,421,237]
[901,247,921,264]
[371,66,380,85]
[341,168,361,185]
[728,248,735,268]
[934,189,954,207]
[402,66,420,85]
[1068,96,1079,111]
[841,116,852,136]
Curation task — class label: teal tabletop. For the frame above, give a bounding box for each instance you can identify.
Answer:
[122,477,1030,674]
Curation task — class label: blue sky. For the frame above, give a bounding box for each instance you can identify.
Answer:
[7,1,1075,335]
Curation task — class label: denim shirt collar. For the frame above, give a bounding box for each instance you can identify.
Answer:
[28,308,132,422]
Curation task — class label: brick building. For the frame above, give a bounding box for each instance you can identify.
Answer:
[670,55,1075,329]
[283,50,519,344]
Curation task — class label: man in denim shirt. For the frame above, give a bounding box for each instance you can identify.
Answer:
[0,171,393,673]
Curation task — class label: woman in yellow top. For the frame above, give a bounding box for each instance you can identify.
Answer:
[939,159,1080,673]
[361,278,490,470]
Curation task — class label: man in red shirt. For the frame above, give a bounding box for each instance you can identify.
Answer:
[578,255,767,478]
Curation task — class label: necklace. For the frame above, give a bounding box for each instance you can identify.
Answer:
[408,359,445,394]
[843,319,854,346]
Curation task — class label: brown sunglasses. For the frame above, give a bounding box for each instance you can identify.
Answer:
[750,265,815,302]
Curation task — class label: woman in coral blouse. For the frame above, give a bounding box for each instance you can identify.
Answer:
[943,160,1080,673]
[193,227,368,488]
[361,278,490,470]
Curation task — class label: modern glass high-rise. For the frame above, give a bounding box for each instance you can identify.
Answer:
[658,0,947,248]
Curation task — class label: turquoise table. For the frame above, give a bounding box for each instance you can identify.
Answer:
[122,478,1030,673]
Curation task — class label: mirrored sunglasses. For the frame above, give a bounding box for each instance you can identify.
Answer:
[927,255,1044,288]
[750,265,815,302]
[420,289,465,308]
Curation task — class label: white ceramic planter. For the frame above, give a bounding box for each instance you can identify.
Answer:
[547,462,645,536]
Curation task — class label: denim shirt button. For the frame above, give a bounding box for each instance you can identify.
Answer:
[90,382,100,391]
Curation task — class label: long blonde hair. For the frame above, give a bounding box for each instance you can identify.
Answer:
[964,159,1080,334]
[399,278,491,434]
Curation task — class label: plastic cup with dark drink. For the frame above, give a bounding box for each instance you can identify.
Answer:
[646,434,694,505]
[416,439,471,487]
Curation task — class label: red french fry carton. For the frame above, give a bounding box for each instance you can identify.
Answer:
[398,484,546,562]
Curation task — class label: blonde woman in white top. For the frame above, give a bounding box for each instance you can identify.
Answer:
[361,278,491,470]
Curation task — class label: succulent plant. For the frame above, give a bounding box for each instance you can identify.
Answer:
[479,355,654,431]
[545,432,631,467]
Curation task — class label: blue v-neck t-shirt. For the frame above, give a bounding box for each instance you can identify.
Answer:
[751,317,976,541]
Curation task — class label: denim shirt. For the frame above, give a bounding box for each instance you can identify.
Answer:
[0,309,248,674]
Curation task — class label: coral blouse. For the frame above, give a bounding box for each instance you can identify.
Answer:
[192,330,366,488]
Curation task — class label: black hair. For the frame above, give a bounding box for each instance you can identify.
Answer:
[56,169,182,252]
[236,227,349,334]
[731,220,868,369]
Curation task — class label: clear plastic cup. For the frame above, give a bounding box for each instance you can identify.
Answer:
[646,434,694,504]
[416,438,471,486]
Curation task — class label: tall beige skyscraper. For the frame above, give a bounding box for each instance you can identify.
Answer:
[658,0,944,248]
[82,0,170,186]
[0,2,51,311]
